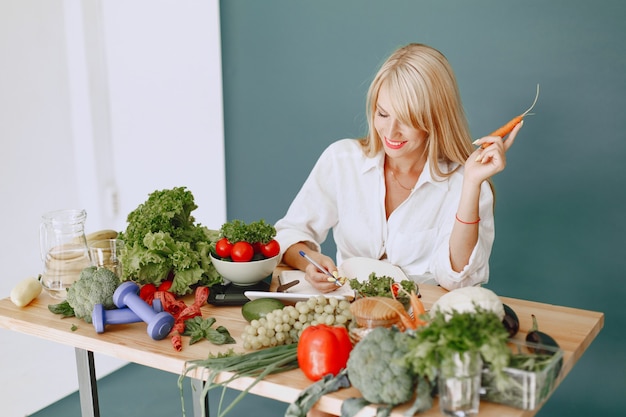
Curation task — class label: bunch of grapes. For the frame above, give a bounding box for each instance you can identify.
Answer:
[242,296,352,350]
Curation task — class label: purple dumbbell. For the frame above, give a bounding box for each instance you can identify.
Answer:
[113,281,174,340]
[92,299,163,334]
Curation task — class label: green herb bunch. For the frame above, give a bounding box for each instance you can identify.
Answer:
[403,304,511,384]
[218,219,276,244]
[349,273,417,298]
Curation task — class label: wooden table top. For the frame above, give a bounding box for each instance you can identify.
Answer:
[0,272,604,417]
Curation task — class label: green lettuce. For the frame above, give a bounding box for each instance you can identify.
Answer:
[118,187,221,295]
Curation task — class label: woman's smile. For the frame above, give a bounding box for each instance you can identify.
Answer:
[384,136,407,150]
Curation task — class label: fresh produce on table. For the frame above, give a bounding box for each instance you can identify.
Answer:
[285,369,350,417]
[241,298,285,322]
[481,338,563,410]
[182,316,235,346]
[154,285,211,351]
[117,187,221,295]
[139,283,158,305]
[297,324,352,382]
[213,219,280,262]
[430,285,505,320]
[403,304,511,388]
[344,326,434,415]
[526,314,560,355]
[502,303,520,337]
[48,266,120,323]
[175,283,565,416]
[241,295,352,350]
[179,344,299,417]
[10,276,42,307]
[348,273,418,307]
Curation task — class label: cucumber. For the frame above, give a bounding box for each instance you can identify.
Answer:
[242,298,285,322]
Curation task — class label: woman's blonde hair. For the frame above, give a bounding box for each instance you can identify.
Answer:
[360,43,474,179]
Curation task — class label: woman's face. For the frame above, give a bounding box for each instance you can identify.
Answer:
[374,85,428,161]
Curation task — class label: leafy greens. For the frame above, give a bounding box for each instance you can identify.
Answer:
[118,187,221,295]
[402,305,511,385]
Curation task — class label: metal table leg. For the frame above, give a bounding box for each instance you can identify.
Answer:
[190,378,210,417]
[74,348,100,417]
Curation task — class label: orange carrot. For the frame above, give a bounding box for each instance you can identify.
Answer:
[409,291,428,328]
[481,84,540,148]
[489,114,525,138]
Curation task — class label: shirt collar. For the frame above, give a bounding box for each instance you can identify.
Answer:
[363,151,454,191]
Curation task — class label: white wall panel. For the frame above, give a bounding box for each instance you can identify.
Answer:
[0,1,225,415]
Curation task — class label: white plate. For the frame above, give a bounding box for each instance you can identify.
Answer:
[339,257,409,282]
[243,290,349,303]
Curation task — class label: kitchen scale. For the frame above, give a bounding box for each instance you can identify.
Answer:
[207,277,271,306]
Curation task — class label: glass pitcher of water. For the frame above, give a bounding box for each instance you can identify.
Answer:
[40,209,91,299]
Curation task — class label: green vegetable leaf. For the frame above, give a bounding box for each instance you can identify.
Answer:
[117,187,223,295]
[219,219,276,244]
[349,273,417,300]
[183,316,235,345]
[179,344,299,417]
[286,369,351,417]
[48,300,75,317]
[403,304,511,383]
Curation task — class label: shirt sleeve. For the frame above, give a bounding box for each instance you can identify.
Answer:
[274,144,340,257]
[430,180,495,290]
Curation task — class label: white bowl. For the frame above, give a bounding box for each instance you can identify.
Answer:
[210,253,280,286]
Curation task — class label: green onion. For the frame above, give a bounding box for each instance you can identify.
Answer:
[179,343,299,417]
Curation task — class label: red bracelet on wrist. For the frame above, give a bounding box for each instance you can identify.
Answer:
[455,213,480,225]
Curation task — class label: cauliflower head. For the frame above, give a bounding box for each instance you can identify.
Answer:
[66,266,120,323]
[347,326,417,405]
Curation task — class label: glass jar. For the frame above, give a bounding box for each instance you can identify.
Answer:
[438,350,482,417]
[39,209,91,299]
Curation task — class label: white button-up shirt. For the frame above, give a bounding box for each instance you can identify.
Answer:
[274,139,495,289]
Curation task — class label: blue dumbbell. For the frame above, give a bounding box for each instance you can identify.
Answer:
[92,299,163,334]
[113,281,174,340]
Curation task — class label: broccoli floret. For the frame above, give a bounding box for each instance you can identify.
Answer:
[66,266,120,323]
[347,326,417,405]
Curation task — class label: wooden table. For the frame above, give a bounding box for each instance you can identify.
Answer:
[0,274,603,417]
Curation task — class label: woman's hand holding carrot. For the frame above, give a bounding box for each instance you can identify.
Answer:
[464,120,523,185]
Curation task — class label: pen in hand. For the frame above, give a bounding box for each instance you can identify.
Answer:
[298,250,342,287]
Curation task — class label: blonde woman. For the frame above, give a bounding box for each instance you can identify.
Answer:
[276,43,520,294]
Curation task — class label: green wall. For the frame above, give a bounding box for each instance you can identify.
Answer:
[220,1,625,415]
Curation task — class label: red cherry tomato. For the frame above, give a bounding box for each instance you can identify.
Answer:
[157,280,173,292]
[139,283,157,305]
[252,241,263,255]
[391,282,401,298]
[259,239,280,258]
[231,241,254,262]
[297,324,353,381]
[215,238,233,258]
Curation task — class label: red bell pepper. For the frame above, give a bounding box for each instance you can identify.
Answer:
[297,324,353,381]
